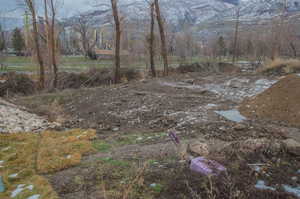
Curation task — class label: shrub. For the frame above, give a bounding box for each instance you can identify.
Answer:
[0,72,36,97]
[260,58,300,75]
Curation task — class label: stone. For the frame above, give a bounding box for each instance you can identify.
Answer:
[283,139,300,155]
[188,141,209,156]
[233,124,247,131]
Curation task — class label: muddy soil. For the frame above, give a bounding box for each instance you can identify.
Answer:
[15,72,300,199]
[240,74,300,127]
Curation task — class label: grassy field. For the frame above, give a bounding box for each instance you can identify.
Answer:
[0,55,218,73]
[0,129,96,199]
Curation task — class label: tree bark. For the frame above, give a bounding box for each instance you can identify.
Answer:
[154,0,168,76]
[49,0,58,88]
[25,0,45,89]
[232,7,240,63]
[149,3,156,77]
[111,0,121,84]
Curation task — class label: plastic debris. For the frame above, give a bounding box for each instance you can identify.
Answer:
[11,184,26,198]
[2,147,11,151]
[0,176,5,193]
[8,173,18,178]
[215,109,246,123]
[27,185,34,191]
[190,157,226,176]
[169,131,180,145]
[282,185,300,198]
[10,184,34,198]
[255,180,276,191]
[27,194,40,199]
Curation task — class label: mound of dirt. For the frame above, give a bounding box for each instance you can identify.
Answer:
[177,62,240,74]
[57,67,144,90]
[240,74,300,127]
[0,72,36,97]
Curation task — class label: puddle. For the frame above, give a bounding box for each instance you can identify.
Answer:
[215,109,246,123]
[282,184,300,198]
[255,180,276,191]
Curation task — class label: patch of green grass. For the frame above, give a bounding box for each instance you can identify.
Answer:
[150,183,164,193]
[97,157,130,167]
[92,141,112,152]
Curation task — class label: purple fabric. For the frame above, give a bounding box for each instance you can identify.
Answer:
[169,131,180,145]
[190,157,226,176]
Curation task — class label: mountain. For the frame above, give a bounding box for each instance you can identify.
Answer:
[65,0,300,29]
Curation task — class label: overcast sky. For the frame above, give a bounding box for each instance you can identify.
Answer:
[0,0,96,18]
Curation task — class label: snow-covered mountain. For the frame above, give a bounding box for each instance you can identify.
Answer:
[65,0,300,29]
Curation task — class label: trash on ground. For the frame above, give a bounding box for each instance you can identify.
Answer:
[10,184,34,198]
[27,194,40,199]
[190,157,226,176]
[0,176,5,193]
[215,109,246,123]
[282,184,300,198]
[8,173,18,178]
[169,131,180,145]
[255,180,276,191]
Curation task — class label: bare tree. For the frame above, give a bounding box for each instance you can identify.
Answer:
[24,0,45,89]
[49,0,59,88]
[73,14,97,59]
[149,2,156,77]
[111,0,121,83]
[154,0,168,76]
[232,6,240,63]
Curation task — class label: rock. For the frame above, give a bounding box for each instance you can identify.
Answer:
[183,79,194,84]
[113,127,120,132]
[228,138,282,154]
[233,124,247,131]
[283,139,300,155]
[188,141,209,156]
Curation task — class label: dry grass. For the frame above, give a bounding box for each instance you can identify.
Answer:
[260,58,300,74]
[37,129,96,173]
[0,129,96,199]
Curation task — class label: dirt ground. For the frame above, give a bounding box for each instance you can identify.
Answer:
[12,71,300,199]
[240,74,300,127]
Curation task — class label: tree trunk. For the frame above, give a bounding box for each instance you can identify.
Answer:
[50,0,58,88]
[290,42,297,57]
[232,7,240,63]
[149,3,156,77]
[154,0,168,76]
[26,0,45,89]
[111,0,121,84]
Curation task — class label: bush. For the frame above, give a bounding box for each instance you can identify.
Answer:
[57,67,143,90]
[0,72,36,97]
[177,62,239,74]
[260,58,300,76]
